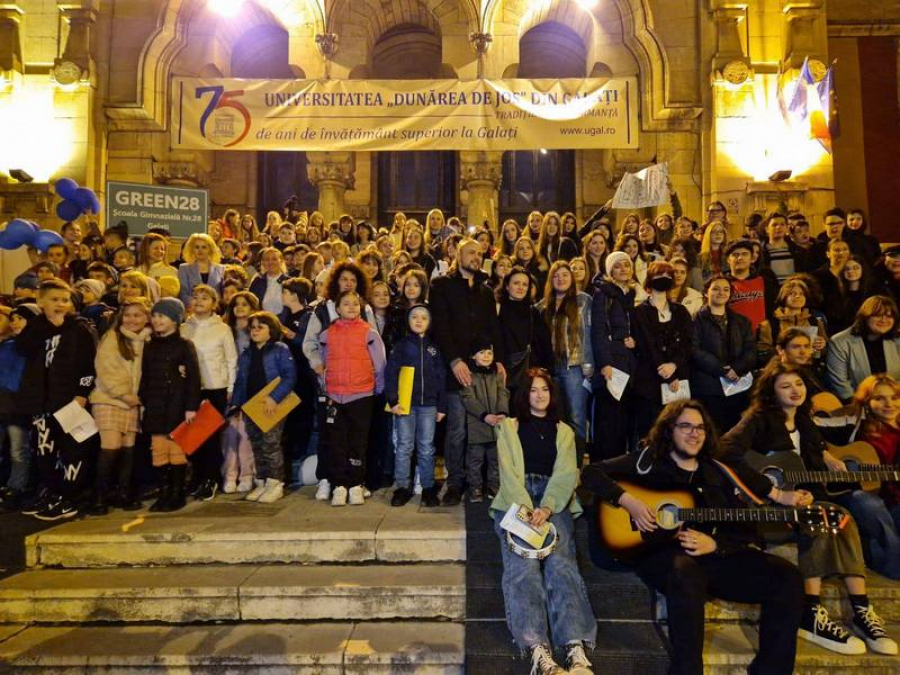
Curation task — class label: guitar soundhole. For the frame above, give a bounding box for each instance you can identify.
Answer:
[656,503,680,530]
[843,458,861,472]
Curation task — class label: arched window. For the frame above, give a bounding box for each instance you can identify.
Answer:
[235,24,318,218]
[500,22,582,222]
[373,24,456,226]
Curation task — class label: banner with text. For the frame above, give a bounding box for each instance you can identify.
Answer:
[172,77,638,152]
[107,181,208,239]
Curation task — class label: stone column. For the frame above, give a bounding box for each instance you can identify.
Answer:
[459,151,502,235]
[307,152,355,223]
[0,6,24,76]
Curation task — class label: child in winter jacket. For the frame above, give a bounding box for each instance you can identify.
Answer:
[229,311,296,503]
[318,290,386,507]
[16,280,98,521]
[280,278,317,475]
[139,298,201,513]
[181,284,238,500]
[0,305,30,510]
[460,338,509,502]
[74,279,114,336]
[88,297,152,514]
[385,304,446,507]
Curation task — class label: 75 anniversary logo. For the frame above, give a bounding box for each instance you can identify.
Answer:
[196,86,251,147]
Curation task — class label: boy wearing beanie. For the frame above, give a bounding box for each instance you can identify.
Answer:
[138,298,202,512]
[74,279,114,336]
[384,304,446,508]
[460,337,509,502]
[16,280,98,521]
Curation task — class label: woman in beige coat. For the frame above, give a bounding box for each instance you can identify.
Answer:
[88,297,153,515]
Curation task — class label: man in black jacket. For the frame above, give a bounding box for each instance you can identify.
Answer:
[17,279,98,521]
[583,400,808,675]
[429,239,504,505]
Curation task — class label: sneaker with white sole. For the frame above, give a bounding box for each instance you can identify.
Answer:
[565,642,593,675]
[799,604,866,655]
[348,485,365,505]
[257,479,284,504]
[529,645,566,675]
[244,479,267,502]
[852,604,899,655]
[237,476,254,493]
[331,486,348,506]
[222,479,237,494]
[315,479,331,501]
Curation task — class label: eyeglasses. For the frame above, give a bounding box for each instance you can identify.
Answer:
[674,422,706,434]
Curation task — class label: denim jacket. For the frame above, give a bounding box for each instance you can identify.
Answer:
[231,341,297,407]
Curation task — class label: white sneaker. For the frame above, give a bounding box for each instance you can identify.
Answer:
[565,642,593,675]
[331,486,348,506]
[237,476,254,493]
[414,471,423,495]
[244,479,267,502]
[363,487,372,498]
[529,645,566,675]
[315,479,331,501]
[222,479,237,494]
[257,479,284,504]
[348,485,365,505]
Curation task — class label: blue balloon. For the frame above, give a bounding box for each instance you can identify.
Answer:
[34,229,64,252]
[88,193,101,215]
[73,187,95,212]
[55,178,79,200]
[56,199,81,222]
[4,219,36,246]
[0,232,20,250]
[27,221,40,233]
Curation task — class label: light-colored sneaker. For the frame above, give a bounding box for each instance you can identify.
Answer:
[348,485,365,505]
[529,645,566,675]
[222,479,237,494]
[331,486,348,507]
[237,476,254,493]
[257,479,284,504]
[565,642,593,675]
[244,479,267,502]
[315,479,331,501]
[363,487,372,498]
[852,605,899,655]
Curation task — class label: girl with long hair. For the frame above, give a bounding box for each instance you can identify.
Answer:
[582,230,608,287]
[613,233,648,285]
[402,222,436,278]
[699,220,728,281]
[498,267,554,400]
[499,219,521,257]
[537,211,578,264]
[512,236,547,292]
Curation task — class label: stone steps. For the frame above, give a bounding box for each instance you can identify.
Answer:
[0,563,465,624]
[0,621,465,674]
[466,619,900,674]
[24,489,465,568]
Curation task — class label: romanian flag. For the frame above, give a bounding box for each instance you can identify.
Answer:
[815,64,840,153]
[779,57,840,154]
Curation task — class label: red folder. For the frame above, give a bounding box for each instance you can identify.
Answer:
[169,399,226,456]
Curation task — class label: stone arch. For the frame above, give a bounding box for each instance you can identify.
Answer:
[484,0,701,131]
[110,0,322,131]
[371,23,443,79]
[327,0,478,48]
[518,21,587,79]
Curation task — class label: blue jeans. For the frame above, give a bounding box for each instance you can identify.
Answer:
[834,489,900,580]
[394,406,437,490]
[493,474,596,651]
[1,422,29,492]
[556,365,588,442]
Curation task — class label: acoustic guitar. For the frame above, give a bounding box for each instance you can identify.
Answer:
[827,441,892,492]
[743,445,900,497]
[594,480,845,562]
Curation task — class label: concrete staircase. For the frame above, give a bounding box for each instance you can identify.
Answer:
[464,498,900,674]
[0,487,467,674]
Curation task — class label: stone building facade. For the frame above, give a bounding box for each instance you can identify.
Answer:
[0,0,898,243]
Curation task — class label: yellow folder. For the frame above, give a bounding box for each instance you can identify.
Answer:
[385,366,415,415]
[241,377,301,433]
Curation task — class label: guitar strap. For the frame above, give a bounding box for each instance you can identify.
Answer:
[711,459,766,506]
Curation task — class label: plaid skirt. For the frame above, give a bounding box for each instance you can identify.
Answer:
[92,404,141,435]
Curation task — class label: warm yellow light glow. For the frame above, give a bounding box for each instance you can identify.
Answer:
[209,0,246,17]
[575,0,599,9]
[0,82,75,182]
[718,76,828,182]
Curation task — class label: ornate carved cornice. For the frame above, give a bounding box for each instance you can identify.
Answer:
[469,32,493,57]
[307,152,355,190]
[315,33,339,59]
[152,161,208,187]
[459,151,502,190]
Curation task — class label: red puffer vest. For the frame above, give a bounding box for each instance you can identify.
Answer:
[325,318,376,396]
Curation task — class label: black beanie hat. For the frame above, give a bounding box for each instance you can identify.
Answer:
[470,335,494,356]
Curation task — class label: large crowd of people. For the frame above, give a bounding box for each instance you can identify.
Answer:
[1,199,899,675]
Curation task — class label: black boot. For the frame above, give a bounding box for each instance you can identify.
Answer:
[116,447,140,510]
[88,450,116,516]
[162,464,187,512]
[86,490,108,516]
[149,466,172,512]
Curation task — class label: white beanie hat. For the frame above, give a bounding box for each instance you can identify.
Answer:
[605,251,631,278]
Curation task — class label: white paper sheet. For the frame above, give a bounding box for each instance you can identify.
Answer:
[720,372,754,397]
[661,379,691,404]
[605,367,630,401]
[612,163,670,209]
[53,400,98,442]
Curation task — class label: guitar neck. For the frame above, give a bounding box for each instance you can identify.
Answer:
[783,469,900,484]
[677,508,800,524]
